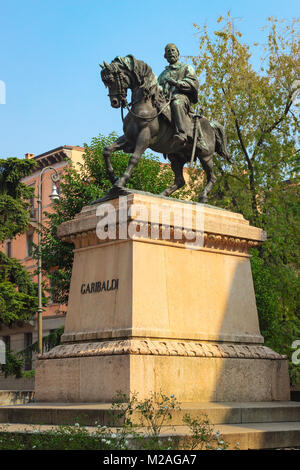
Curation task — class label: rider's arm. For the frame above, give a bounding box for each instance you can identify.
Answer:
[176,65,198,92]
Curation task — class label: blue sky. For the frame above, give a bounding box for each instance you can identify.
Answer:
[0,0,299,158]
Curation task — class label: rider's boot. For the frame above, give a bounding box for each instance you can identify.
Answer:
[171,100,187,146]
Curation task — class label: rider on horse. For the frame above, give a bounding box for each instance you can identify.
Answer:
[99,50,230,202]
[158,43,208,151]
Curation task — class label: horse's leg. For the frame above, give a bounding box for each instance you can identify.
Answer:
[198,155,217,203]
[114,127,151,188]
[103,135,133,184]
[161,155,185,197]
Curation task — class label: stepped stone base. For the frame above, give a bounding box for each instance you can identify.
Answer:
[1,401,300,449]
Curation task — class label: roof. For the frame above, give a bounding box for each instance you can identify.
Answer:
[33,145,85,168]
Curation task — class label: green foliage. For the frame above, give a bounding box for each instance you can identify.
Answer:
[251,245,300,385]
[110,391,181,450]
[2,326,64,379]
[39,133,174,304]
[0,252,38,326]
[250,181,300,383]
[43,325,64,351]
[135,392,180,438]
[0,157,39,330]
[1,350,23,378]
[183,414,229,450]
[192,14,299,221]
[0,157,37,242]
[19,325,64,357]
[21,369,35,378]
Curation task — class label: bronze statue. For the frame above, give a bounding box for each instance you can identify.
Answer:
[158,43,207,150]
[100,47,230,203]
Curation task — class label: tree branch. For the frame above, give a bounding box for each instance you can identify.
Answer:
[227,173,248,184]
[221,87,252,166]
[234,118,252,167]
[221,86,259,221]
[252,95,294,159]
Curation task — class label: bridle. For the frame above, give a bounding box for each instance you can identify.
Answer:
[104,66,171,123]
[106,69,128,107]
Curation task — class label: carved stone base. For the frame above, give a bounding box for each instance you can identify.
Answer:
[35,341,289,402]
[39,339,285,361]
[35,192,290,403]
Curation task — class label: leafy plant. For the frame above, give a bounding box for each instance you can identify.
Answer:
[1,350,23,378]
[182,413,229,450]
[109,391,181,450]
[0,157,40,330]
[0,251,39,327]
[135,392,180,445]
[0,157,37,242]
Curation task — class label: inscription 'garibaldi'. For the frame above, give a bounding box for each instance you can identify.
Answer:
[81,279,119,294]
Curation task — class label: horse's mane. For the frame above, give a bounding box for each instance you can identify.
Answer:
[112,55,165,109]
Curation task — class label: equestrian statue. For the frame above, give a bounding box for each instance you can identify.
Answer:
[100,43,230,203]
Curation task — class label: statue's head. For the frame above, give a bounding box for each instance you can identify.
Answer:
[100,60,129,108]
[164,43,180,65]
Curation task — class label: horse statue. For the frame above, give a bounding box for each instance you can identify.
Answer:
[100,55,230,203]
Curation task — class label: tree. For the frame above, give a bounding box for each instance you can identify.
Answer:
[0,157,37,241]
[0,252,38,326]
[191,14,300,381]
[39,133,174,305]
[0,157,39,327]
[192,14,299,219]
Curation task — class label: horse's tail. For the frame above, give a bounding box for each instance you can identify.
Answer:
[210,120,232,163]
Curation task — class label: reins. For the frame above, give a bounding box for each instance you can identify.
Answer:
[107,67,171,123]
[122,98,172,122]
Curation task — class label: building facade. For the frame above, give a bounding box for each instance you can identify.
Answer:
[0,146,84,386]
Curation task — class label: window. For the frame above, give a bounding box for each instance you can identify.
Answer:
[0,337,9,368]
[53,180,60,196]
[5,240,12,258]
[24,333,32,370]
[26,231,34,257]
[29,197,37,220]
[28,183,37,220]
[2,336,10,352]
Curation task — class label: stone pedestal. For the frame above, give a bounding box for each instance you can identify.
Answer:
[35,191,290,402]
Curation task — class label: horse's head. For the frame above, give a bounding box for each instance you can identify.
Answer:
[100,60,130,108]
